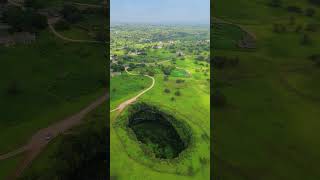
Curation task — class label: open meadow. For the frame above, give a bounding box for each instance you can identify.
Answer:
[110,24,210,180]
[213,0,320,179]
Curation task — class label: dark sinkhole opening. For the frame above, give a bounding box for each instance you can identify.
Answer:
[127,103,190,159]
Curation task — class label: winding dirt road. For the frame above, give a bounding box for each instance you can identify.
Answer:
[1,94,107,179]
[48,22,104,44]
[110,67,155,113]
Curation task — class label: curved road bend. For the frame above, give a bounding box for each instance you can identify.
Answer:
[110,67,155,113]
[0,94,107,179]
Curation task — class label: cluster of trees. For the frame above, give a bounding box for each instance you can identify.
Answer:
[24,0,44,10]
[160,65,176,75]
[212,90,227,107]
[140,67,156,76]
[54,19,70,31]
[308,54,320,66]
[164,88,182,97]
[274,22,319,34]
[61,4,83,23]
[1,6,47,33]
[0,0,7,4]
[301,33,312,45]
[212,56,239,69]
[268,0,317,17]
[111,63,125,72]
[176,79,185,84]
[22,124,108,180]
[309,0,320,6]
[195,55,210,63]
[94,29,108,42]
[6,81,21,96]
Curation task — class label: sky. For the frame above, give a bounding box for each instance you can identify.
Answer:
[111,0,210,24]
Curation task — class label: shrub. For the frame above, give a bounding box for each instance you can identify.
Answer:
[176,79,185,84]
[24,0,44,10]
[306,8,316,17]
[273,23,287,33]
[309,0,320,6]
[295,25,303,33]
[287,5,302,13]
[2,7,47,32]
[305,23,319,32]
[268,0,282,7]
[6,81,22,96]
[301,33,312,45]
[164,88,170,93]
[175,91,181,96]
[213,90,227,107]
[212,56,239,69]
[54,20,70,31]
[61,4,82,23]
[95,30,108,42]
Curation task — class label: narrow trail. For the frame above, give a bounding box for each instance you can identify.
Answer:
[48,23,104,44]
[72,2,104,8]
[110,67,155,113]
[7,0,23,7]
[0,94,107,179]
[110,60,193,113]
[213,17,257,40]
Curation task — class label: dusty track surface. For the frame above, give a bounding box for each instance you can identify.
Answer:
[110,67,155,113]
[110,60,193,113]
[48,22,104,44]
[1,94,107,179]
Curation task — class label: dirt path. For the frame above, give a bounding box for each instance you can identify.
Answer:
[7,0,23,7]
[1,94,107,179]
[72,2,104,8]
[48,22,104,44]
[110,67,155,113]
[213,17,257,40]
[110,60,194,113]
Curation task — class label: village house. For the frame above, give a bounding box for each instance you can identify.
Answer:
[0,31,36,46]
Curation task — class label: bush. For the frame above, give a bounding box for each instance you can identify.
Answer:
[95,30,108,42]
[164,88,170,93]
[273,23,287,33]
[301,33,312,45]
[24,0,44,10]
[305,23,319,32]
[309,0,320,6]
[287,5,302,13]
[54,20,70,31]
[6,81,22,96]
[268,0,282,7]
[175,91,181,96]
[213,90,227,107]
[176,79,185,84]
[61,4,82,23]
[2,7,47,32]
[212,56,239,69]
[306,8,316,17]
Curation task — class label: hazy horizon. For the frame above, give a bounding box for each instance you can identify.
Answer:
[111,0,210,25]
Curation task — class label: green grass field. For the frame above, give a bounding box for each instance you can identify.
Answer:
[20,103,107,179]
[213,0,320,179]
[0,30,105,154]
[110,75,151,110]
[111,60,210,180]
[0,22,105,177]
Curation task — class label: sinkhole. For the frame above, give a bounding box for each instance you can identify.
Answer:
[127,103,190,159]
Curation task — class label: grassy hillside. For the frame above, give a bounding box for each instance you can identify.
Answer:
[110,25,210,180]
[213,0,320,179]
